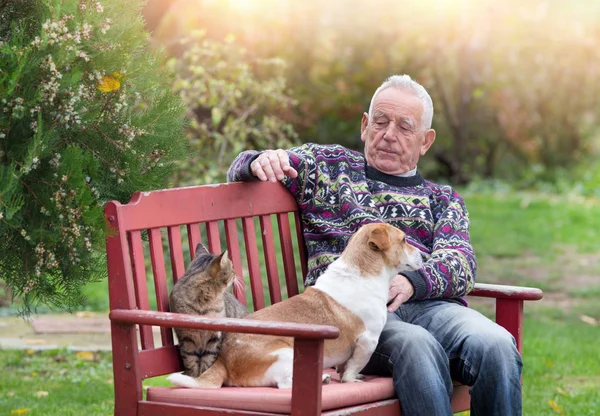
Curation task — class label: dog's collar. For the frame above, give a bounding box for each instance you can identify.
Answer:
[365,164,424,187]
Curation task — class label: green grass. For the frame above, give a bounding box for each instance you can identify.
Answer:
[0,349,114,415]
[465,191,600,257]
[2,315,598,415]
[2,189,599,414]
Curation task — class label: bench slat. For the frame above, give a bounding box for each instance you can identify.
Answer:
[149,228,174,347]
[168,226,186,284]
[205,221,222,254]
[186,223,202,260]
[242,217,266,311]
[225,219,247,306]
[117,182,297,231]
[294,212,308,280]
[128,230,154,350]
[278,213,299,298]
[260,215,282,305]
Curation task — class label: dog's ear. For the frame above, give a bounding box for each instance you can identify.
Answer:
[368,226,391,251]
[194,243,209,257]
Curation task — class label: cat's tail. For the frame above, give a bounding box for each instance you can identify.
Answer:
[167,357,228,389]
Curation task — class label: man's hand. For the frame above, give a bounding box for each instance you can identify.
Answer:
[250,149,298,182]
[387,274,415,312]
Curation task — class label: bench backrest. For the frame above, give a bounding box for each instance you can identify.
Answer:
[105,181,307,378]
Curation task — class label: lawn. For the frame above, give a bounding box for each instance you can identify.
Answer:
[1,189,599,415]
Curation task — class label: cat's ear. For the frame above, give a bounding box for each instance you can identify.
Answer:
[194,243,209,257]
[209,251,229,274]
[219,250,229,268]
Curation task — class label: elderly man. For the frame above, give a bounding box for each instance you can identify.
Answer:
[227,74,522,416]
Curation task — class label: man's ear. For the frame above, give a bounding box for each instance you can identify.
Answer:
[420,129,436,156]
[360,112,369,142]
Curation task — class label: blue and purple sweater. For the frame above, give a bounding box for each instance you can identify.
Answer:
[227,143,476,303]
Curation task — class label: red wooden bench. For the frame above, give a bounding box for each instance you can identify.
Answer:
[105,181,543,416]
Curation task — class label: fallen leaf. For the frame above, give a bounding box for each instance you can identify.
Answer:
[31,372,38,377]
[75,351,95,361]
[26,349,35,355]
[75,311,95,318]
[548,400,564,414]
[7,391,15,397]
[579,315,598,326]
[35,391,49,397]
[545,360,555,368]
[555,387,570,397]
[10,409,29,415]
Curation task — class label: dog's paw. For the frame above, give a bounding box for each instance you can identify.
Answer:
[167,373,202,388]
[341,373,365,383]
[322,373,331,384]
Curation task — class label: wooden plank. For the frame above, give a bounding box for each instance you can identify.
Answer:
[294,211,308,281]
[277,213,299,297]
[128,230,154,350]
[322,400,399,416]
[205,221,222,254]
[167,226,185,283]
[139,401,283,416]
[110,309,340,339]
[242,217,265,310]
[259,215,282,305]
[139,346,181,379]
[496,298,524,353]
[469,283,543,300]
[291,339,324,416]
[186,223,201,260]
[118,182,298,232]
[105,201,143,416]
[148,228,174,347]
[225,219,247,306]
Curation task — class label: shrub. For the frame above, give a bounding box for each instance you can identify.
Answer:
[0,0,187,314]
[168,31,298,186]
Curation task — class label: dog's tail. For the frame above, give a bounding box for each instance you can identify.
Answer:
[167,357,228,389]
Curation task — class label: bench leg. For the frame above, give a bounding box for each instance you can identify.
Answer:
[495,299,524,353]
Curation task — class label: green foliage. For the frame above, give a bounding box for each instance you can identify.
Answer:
[168,31,298,185]
[149,0,600,186]
[0,0,187,314]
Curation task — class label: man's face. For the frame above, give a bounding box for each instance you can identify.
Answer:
[360,88,435,175]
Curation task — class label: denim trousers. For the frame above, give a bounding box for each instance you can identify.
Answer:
[361,299,523,416]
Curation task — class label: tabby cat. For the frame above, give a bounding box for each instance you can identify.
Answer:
[169,243,248,377]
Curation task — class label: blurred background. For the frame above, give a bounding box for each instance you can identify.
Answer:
[1,1,599,414]
[144,0,600,192]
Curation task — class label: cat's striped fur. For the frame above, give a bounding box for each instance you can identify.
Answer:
[169,243,248,377]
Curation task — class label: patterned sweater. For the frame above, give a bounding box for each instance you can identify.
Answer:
[227,143,476,303]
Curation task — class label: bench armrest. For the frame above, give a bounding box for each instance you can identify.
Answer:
[469,283,543,301]
[109,309,340,339]
[110,308,333,414]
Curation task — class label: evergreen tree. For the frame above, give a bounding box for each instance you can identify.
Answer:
[0,0,187,314]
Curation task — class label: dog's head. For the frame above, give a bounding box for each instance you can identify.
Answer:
[342,223,423,279]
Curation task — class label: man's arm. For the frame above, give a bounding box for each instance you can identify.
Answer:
[404,189,477,301]
[227,149,297,183]
[388,189,476,310]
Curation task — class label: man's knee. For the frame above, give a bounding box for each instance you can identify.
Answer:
[382,323,447,367]
[464,326,522,369]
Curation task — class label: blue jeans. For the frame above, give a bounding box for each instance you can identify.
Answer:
[361,300,522,416]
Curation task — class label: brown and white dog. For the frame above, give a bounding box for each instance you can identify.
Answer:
[168,222,423,389]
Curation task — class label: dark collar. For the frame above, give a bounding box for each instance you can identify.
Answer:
[365,164,424,187]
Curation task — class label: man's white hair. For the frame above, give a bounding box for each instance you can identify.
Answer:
[367,74,434,130]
